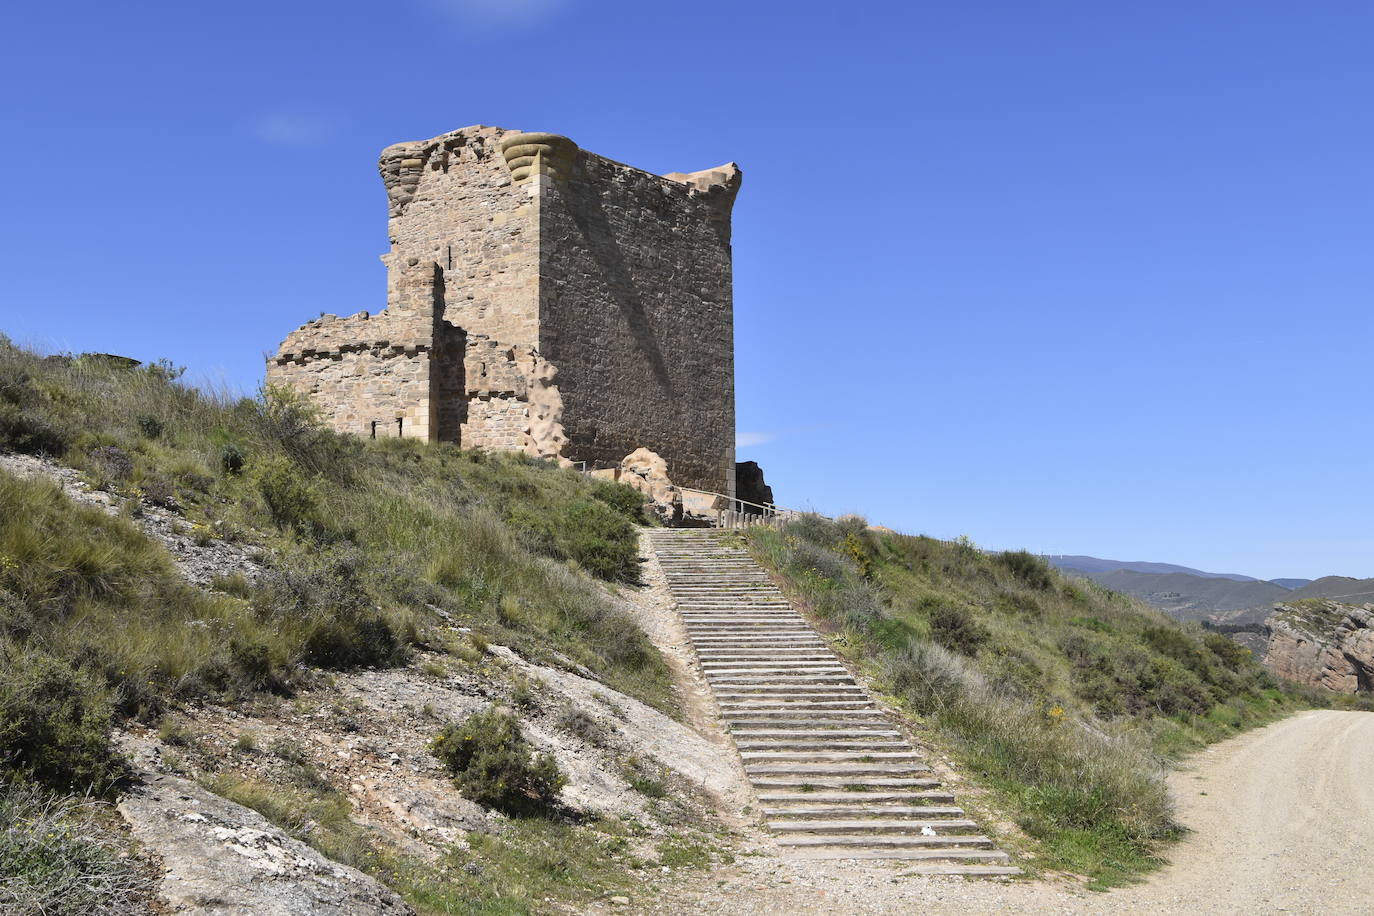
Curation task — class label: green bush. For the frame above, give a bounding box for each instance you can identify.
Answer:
[432,704,565,816]
[506,501,640,583]
[588,480,648,521]
[252,454,318,532]
[995,549,1054,590]
[0,650,126,793]
[0,782,149,915]
[924,601,990,655]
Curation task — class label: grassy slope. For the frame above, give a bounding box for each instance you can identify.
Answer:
[0,337,671,729]
[0,336,703,913]
[746,515,1307,888]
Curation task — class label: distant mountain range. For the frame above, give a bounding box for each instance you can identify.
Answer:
[1046,556,1286,584]
[1047,556,1372,624]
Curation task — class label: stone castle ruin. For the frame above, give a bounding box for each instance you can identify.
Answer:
[269,125,741,495]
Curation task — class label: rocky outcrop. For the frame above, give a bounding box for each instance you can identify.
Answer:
[620,448,683,525]
[118,773,412,916]
[1264,601,1374,693]
[734,460,774,513]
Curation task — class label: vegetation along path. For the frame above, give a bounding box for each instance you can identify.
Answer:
[647,528,1018,875]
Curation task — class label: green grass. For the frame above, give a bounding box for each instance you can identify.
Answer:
[0,334,674,795]
[747,515,1308,888]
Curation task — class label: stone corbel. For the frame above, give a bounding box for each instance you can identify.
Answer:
[499,132,578,184]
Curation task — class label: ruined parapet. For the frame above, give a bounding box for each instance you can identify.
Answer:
[267,261,447,441]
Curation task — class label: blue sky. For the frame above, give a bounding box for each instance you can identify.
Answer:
[3,1,1371,580]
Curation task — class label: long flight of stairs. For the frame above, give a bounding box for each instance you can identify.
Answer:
[649,528,1019,875]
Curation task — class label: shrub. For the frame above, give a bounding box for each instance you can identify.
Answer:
[432,705,565,816]
[300,612,400,669]
[0,403,69,457]
[252,454,317,531]
[0,649,126,793]
[88,446,132,485]
[588,480,648,521]
[506,501,640,583]
[256,547,407,671]
[559,708,610,746]
[0,783,149,915]
[924,601,990,656]
[995,550,1054,590]
[218,442,245,475]
[135,415,164,439]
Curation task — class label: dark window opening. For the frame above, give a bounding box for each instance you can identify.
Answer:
[370,421,377,440]
[397,417,403,437]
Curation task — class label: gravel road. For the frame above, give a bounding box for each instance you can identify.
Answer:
[1103,708,1374,915]
[632,709,1374,915]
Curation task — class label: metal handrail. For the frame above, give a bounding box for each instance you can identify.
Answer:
[568,461,823,529]
[677,486,786,516]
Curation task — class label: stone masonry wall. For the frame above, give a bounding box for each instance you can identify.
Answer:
[379,126,540,348]
[270,124,738,494]
[268,261,445,440]
[537,154,740,493]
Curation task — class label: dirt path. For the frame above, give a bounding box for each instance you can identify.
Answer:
[633,709,1374,915]
[1104,708,1374,915]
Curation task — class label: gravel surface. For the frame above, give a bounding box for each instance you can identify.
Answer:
[618,709,1374,915]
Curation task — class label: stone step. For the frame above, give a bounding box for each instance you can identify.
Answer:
[757,790,955,803]
[703,665,853,674]
[721,704,877,714]
[744,763,931,777]
[750,777,940,790]
[723,712,889,724]
[736,741,912,753]
[767,819,979,834]
[698,655,839,663]
[740,751,923,762]
[763,805,964,818]
[728,722,891,733]
[776,836,999,851]
[713,687,868,697]
[782,851,1018,869]
[730,729,902,740]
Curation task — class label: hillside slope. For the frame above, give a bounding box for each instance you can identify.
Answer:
[747,518,1304,887]
[0,337,753,914]
[1282,576,1374,604]
[1085,569,1291,620]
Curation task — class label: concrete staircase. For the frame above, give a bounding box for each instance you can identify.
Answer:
[649,528,1019,875]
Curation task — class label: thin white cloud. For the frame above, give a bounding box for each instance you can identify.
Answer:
[737,431,775,448]
[424,0,569,28]
[252,114,336,147]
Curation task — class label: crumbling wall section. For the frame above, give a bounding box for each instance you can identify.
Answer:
[267,262,444,440]
[459,336,566,459]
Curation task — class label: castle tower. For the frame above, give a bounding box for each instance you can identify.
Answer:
[268,125,740,494]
